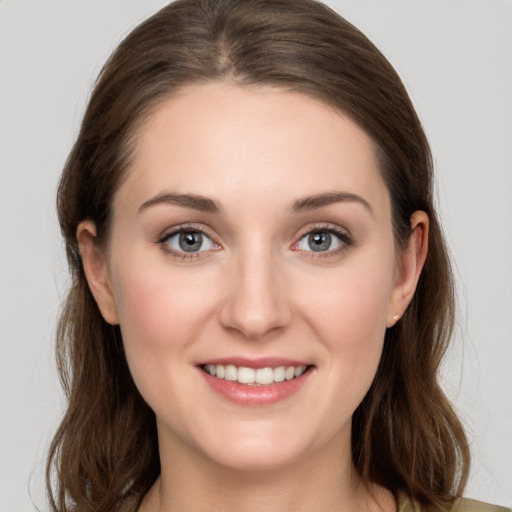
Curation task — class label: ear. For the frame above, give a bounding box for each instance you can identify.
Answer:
[77,220,119,325]
[386,211,429,327]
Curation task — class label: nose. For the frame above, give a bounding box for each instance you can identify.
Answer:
[219,247,292,340]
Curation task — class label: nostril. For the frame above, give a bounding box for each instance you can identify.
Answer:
[219,295,292,340]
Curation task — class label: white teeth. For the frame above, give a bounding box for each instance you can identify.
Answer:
[237,367,256,384]
[273,366,285,382]
[204,364,309,385]
[285,366,295,380]
[225,364,237,381]
[294,366,307,377]
[205,364,216,376]
[255,367,274,385]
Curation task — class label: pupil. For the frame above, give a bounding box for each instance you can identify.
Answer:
[179,232,202,252]
[309,232,331,252]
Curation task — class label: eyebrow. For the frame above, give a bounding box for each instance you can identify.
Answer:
[291,192,374,216]
[138,190,373,216]
[138,192,222,214]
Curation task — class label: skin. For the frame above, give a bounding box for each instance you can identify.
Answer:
[78,82,428,512]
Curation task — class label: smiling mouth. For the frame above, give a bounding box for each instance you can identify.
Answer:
[201,364,311,386]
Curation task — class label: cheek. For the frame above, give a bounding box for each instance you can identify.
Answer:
[112,260,212,349]
[321,277,388,384]
[109,257,221,409]
[110,257,221,418]
[295,252,394,390]
[301,257,393,343]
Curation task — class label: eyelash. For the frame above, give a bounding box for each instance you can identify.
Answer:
[294,224,354,259]
[157,223,353,261]
[157,224,219,261]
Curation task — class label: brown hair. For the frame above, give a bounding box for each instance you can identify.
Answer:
[48,0,470,510]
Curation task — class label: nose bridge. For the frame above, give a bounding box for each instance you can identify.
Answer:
[220,239,291,339]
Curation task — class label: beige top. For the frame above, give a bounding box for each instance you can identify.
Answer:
[398,495,511,512]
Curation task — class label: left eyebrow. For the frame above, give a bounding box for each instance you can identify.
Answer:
[291,191,374,217]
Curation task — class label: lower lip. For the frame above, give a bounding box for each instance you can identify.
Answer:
[199,368,313,406]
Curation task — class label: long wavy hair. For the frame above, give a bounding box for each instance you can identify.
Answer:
[47,0,470,510]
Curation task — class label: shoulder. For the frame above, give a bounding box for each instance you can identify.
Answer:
[398,495,511,512]
[452,497,511,512]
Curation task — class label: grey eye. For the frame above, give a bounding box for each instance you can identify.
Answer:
[297,231,342,252]
[165,231,215,253]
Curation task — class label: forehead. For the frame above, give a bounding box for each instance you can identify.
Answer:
[115,82,389,217]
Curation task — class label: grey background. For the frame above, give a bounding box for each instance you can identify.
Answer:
[1,1,511,510]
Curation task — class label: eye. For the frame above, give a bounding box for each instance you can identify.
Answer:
[296,228,351,253]
[161,229,217,254]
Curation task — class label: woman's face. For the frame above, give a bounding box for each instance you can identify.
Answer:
[81,82,424,472]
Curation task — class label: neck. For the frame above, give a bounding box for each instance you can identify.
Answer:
[139,427,395,512]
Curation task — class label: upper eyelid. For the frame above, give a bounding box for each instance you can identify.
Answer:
[158,223,216,242]
[296,223,352,240]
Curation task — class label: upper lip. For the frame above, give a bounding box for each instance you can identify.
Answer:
[196,357,312,369]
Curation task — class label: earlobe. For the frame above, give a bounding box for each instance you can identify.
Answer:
[77,221,119,325]
[387,211,429,327]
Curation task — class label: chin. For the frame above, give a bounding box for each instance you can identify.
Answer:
[168,416,314,473]
[204,440,305,473]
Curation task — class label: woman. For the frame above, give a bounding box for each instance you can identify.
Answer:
[46,0,510,511]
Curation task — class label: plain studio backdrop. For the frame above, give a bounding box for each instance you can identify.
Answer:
[1,1,511,510]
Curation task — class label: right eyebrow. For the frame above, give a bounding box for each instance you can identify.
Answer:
[137,192,222,214]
